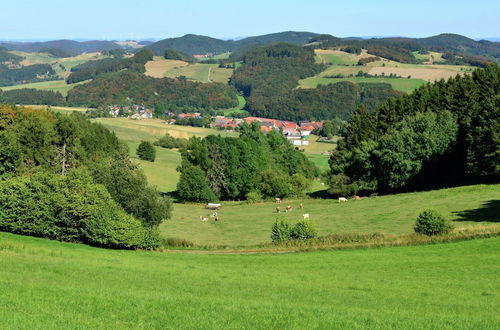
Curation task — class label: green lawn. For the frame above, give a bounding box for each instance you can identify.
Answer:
[162,184,500,246]
[299,76,427,93]
[1,232,498,328]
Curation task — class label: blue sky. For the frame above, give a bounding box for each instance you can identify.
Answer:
[1,0,498,40]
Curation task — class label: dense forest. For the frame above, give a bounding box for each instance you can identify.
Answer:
[67,70,239,111]
[249,82,402,121]
[328,64,500,195]
[0,88,65,106]
[66,49,153,83]
[0,105,171,249]
[177,122,318,202]
[0,63,56,86]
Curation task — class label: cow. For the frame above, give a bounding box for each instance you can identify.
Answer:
[302,213,309,219]
[199,216,209,222]
[275,198,282,204]
[338,197,348,203]
[299,203,304,209]
[276,206,280,213]
[285,205,293,212]
[354,195,361,201]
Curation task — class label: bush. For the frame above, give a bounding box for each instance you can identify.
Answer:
[414,209,453,236]
[290,219,318,240]
[271,218,292,243]
[0,170,159,249]
[137,141,156,162]
[246,190,262,204]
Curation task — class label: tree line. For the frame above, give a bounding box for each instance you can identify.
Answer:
[0,63,56,86]
[328,64,499,195]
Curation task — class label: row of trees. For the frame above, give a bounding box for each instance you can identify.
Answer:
[328,64,499,195]
[176,122,318,202]
[0,105,171,249]
[0,88,65,106]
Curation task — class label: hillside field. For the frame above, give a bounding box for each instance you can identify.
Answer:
[161,184,500,246]
[302,49,474,92]
[164,63,233,83]
[144,57,189,78]
[0,79,86,96]
[1,232,499,328]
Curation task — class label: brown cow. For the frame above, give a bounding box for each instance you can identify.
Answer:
[299,203,304,209]
[285,205,293,212]
[354,196,361,201]
[276,206,280,213]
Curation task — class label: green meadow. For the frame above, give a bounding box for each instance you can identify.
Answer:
[1,232,498,328]
[161,184,500,246]
[0,80,85,96]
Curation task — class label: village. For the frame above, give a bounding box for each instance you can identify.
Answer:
[106,105,325,146]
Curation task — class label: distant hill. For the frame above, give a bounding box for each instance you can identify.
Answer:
[146,34,233,56]
[146,31,321,56]
[0,40,121,56]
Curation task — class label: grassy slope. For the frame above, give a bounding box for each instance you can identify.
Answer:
[1,232,498,328]
[303,50,473,93]
[161,184,500,246]
[0,80,85,96]
[144,57,189,78]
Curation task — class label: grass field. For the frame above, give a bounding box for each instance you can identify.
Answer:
[315,49,358,65]
[299,76,427,93]
[24,105,89,114]
[0,80,86,96]
[161,184,500,246]
[164,63,233,83]
[1,232,499,328]
[144,57,189,78]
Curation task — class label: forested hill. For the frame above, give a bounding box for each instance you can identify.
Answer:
[0,40,121,56]
[231,43,401,121]
[145,31,320,55]
[66,70,239,111]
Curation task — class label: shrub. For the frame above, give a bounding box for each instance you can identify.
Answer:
[291,219,318,240]
[414,209,453,236]
[271,218,292,243]
[137,141,156,162]
[246,190,262,204]
[0,170,159,249]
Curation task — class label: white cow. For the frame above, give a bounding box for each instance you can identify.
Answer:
[302,213,310,219]
[338,197,348,203]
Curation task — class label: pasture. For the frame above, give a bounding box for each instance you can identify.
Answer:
[0,79,86,96]
[161,184,500,246]
[144,57,189,78]
[164,63,233,83]
[1,232,499,328]
[306,49,474,92]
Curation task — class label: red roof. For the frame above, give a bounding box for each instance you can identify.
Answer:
[275,121,298,129]
[244,117,278,124]
[260,126,272,132]
[300,125,315,131]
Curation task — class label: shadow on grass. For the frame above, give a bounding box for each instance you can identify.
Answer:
[452,200,500,223]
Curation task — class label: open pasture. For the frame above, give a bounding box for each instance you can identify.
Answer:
[315,49,358,65]
[1,231,499,328]
[164,63,215,83]
[144,57,189,78]
[0,79,86,96]
[162,184,500,246]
